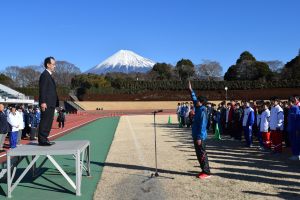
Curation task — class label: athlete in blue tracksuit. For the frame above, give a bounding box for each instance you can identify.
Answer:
[287,96,300,160]
[242,102,255,147]
[189,81,210,178]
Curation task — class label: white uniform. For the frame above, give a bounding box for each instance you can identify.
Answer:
[259,109,270,132]
[17,111,24,130]
[269,105,284,131]
[7,113,19,132]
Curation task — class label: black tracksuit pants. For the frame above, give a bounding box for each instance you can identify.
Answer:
[193,139,211,174]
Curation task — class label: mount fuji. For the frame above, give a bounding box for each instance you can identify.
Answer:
[86,50,156,74]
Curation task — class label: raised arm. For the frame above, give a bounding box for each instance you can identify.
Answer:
[189,81,198,105]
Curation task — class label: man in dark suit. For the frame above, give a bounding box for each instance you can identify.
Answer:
[38,56,59,146]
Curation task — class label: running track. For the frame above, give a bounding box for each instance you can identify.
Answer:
[0,110,175,163]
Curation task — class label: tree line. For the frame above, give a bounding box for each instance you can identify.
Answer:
[0,50,299,99]
[0,61,81,88]
[71,50,300,95]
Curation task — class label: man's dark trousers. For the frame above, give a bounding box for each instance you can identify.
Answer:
[38,107,55,143]
[193,139,210,174]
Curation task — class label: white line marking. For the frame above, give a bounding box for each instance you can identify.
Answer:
[125,116,147,168]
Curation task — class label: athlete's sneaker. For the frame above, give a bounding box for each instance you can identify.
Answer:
[197,172,204,178]
[197,172,211,179]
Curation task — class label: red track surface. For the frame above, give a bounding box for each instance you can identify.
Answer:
[0,112,108,163]
[0,110,174,163]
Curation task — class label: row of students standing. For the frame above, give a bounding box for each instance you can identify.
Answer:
[177,96,300,160]
[213,96,300,160]
[256,96,300,160]
[0,104,41,150]
[176,102,194,128]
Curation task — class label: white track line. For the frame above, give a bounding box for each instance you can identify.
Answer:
[125,116,147,168]
[0,115,106,158]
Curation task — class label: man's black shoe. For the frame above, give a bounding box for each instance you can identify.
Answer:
[38,141,55,146]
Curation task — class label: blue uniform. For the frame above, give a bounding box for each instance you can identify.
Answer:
[29,112,40,128]
[242,107,255,146]
[191,90,208,140]
[288,105,300,156]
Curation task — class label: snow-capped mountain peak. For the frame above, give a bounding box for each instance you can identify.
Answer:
[86,50,156,74]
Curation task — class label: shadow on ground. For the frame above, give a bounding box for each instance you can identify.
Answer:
[153,122,300,200]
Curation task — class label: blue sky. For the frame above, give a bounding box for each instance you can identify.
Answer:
[0,0,299,74]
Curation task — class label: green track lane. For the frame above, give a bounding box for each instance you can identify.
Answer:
[0,117,120,200]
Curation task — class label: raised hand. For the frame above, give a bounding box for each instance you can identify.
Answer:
[188,80,192,92]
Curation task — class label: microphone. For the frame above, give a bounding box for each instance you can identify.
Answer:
[153,110,163,114]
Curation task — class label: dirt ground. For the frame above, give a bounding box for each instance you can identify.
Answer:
[94,115,300,200]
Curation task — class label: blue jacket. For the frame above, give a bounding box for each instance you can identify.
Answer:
[214,111,221,123]
[191,90,208,140]
[297,108,300,132]
[29,112,40,128]
[288,105,300,133]
[242,107,255,127]
[180,106,186,117]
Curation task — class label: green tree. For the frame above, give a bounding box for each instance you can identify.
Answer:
[175,59,195,80]
[236,51,256,64]
[224,65,238,81]
[254,61,272,80]
[149,63,172,80]
[0,73,14,87]
[71,74,110,89]
[224,51,272,81]
[282,54,300,79]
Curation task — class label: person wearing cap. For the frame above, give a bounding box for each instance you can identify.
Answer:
[242,101,255,147]
[269,97,284,153]
[7,106,19,149]
[38,57,59,146]
[0,103,9,151]
[287,96,300,160]
[188,81,211,179]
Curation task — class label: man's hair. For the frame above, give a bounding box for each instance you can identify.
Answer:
[270,96,280,102]
[197,96,207,104]
[44,56,55,69]
[289,96,295,102]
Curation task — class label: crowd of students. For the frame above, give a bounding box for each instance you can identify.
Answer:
[0,104,42,150]
[0,104,67,151]
[177,95,300,161]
